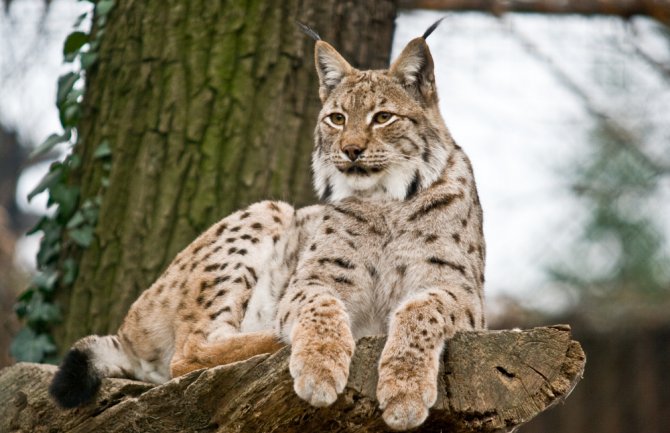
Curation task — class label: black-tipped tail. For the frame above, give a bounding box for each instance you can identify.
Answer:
[49,348,101,408]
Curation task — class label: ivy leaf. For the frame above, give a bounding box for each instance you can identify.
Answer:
[15,287,35,316]
[26,295,62,324]
[65,88,84,105]
[17,288,34,303]
[61,104,81,128]
[14,300,28,318]
[30,130,71,159]
[80,200,99,223]
[36,240,61,268]
[94,140,111,159]
[80,52,99,70]
[64,52,77,63]
[66,210,85,229]
[36,220,62,266]
[96,15,107,28]
[96,0,115,17]
[39,218,62,246]
[61,258,79,286]
[10,328,57,363]
[69,225,94,247]
[68,154,82,170]
[27,163,63,201]
[89,37,101,51]
[56,72,79,106]
[73,11,89,28]
[32,271,59,293]
[49,183,80,220]
[63,31,89,56]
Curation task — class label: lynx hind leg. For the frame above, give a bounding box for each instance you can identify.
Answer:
[168,200,296,377]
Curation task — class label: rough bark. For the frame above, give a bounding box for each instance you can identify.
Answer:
[54,0,397,350]
[0,326,585,433]
[400,0,670,26]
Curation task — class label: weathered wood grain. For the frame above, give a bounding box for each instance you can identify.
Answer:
[0,326,585,433]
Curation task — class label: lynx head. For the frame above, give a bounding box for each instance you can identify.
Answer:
[310,21,455,203]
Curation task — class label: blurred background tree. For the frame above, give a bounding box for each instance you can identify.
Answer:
[549,120,670,305]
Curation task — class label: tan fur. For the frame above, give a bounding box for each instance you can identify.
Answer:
[56,25,485,431]
[170,330,285,377]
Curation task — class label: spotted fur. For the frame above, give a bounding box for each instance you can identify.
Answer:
[51,22,485,431]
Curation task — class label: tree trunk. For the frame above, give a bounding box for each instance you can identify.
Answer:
[0,127,26,234]
[400,0,670,26]
[0,127,27,368]
[0,326,586,433]
[54,0,397,350]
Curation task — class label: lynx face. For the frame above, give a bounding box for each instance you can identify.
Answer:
[312,41,452,202]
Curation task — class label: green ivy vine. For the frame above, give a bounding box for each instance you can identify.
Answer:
[11,0,116,363]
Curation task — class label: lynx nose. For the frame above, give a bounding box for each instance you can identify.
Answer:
[342,144,364,161]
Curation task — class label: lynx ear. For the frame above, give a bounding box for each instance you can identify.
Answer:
[390,37,437,104]
[315,41,353,102]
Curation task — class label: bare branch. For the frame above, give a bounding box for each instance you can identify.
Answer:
[629,21,670,81]
[505,21,670,176]
[399,0,670,26]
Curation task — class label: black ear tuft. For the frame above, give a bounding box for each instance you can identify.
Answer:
[296,21,321,41]
[422,17,446,40]
[49,348,101,409]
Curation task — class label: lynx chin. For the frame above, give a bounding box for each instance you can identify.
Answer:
[50,19,485,431]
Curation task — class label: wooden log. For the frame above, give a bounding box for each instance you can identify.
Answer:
[0,326,585,433]
[399,0,670,26]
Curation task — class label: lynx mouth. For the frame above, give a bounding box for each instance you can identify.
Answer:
[337,164,384,176]
[346,166,369,176]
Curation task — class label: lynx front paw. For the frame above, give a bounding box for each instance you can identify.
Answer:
[289,326,354,407]
[377,356,438,431]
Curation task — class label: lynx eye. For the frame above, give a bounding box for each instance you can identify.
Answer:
[373,112,393,124]
[329,113,346,126]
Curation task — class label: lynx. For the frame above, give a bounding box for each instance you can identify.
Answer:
[50,20,485,431]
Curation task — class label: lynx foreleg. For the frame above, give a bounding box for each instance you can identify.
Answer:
[376,288,467,430]
[278,284,355,407]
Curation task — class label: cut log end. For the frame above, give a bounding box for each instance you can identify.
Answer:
[0,326,585,433]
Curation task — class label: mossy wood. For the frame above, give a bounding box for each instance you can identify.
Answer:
[1,326,585,432]
[55,0,397,350]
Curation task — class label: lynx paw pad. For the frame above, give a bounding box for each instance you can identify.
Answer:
[380,394,430,431]
[289,334,353,407]
[377,359,438,430]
